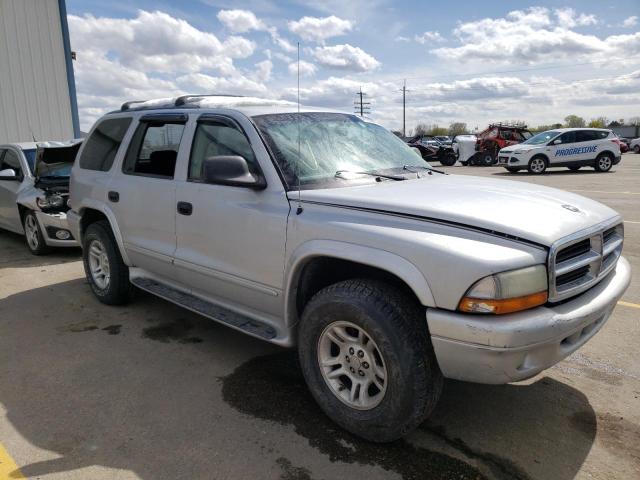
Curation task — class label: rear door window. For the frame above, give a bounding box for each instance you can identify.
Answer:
[79,117,132,171]
[575,130,599,142]
[123,118,186,179]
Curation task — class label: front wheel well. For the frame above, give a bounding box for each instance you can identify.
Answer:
[79,208,109,239]
[294,257,423,320]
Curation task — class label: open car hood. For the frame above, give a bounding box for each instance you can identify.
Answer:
[34,139,82,187]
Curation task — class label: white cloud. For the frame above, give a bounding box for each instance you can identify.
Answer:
[217,9,266,32]
[288,60,317,77]
[432,7,638,64]
[312,44,380,72]
[394,36,411,42]
[176,73,269,96]
[554,8,597,28]
[288,15,353,43]
[415,31,444,44]
[623,16,638,28]
[411,76,530,101]
[254,59,273,82]
[283,76,381,108]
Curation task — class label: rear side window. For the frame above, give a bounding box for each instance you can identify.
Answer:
[79,117,132,171]
[1,150,22,177]
[188,121,258,181]
[575,130,599,142]
[596,131,609,139]
[123,121,185,179]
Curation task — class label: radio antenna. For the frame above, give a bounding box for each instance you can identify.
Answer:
[296,41,303,215]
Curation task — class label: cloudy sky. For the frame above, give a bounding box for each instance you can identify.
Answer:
[66,0,640,133]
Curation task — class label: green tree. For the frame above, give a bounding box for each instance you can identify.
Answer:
[564,115,586,128]
[588,117,608,128]
[448,122,467,136]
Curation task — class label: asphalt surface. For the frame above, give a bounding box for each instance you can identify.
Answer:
[0,153,638,480]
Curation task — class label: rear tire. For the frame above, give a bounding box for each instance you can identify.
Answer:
[594,153,613,172]
[634,145,640,154]
[298,279,443,442]
[527,156,547,174]
[480,152,495,166]
[23,211,51,255]
[83,220,133,305]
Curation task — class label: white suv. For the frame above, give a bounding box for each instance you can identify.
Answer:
[498,128,621,174]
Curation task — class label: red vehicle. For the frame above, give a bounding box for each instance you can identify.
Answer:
[469,123,533,166]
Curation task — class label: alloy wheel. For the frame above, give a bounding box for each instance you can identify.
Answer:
[317,321,388,410]
[88,239,111,290]
[24,215,39,250]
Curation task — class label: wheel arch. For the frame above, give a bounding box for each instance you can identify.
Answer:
[284,240,435,329]
[78,203,131,265]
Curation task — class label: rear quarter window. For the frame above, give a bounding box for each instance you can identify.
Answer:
[79,117,132,171]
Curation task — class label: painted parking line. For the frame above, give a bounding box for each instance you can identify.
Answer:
[618,301,640,309]
[624,220,640,224]
[0,443,24,479]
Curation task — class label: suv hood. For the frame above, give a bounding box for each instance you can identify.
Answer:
[501,144,539,153]
[293,174,620,246]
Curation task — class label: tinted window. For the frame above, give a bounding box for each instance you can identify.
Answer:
[1,150,22,177]
[557,131,576,144]
[22,149,36,172]
[123,122,185,178]
[79,117,132,171]
[596,131,609,139]
[189,121,257,181]
[575,130,599,142]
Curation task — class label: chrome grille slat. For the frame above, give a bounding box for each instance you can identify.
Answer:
[548,220,623,302]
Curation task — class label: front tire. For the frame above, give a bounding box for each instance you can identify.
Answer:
[23,211,50,255]
[298,279,442,442]
[83,220,133,305]
[595,153,613,172]
[634,145,640,154]
[439,152,456,167]
[527,156,547,174]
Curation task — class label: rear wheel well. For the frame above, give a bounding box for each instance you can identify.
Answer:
[294,257,422,320]
[80,209,109,239]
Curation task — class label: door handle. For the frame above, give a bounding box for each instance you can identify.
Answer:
[108,191,119,202]
[177,201,193,216]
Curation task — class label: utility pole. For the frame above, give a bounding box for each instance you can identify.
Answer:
[354,87,370,118]
[401,79,408,137]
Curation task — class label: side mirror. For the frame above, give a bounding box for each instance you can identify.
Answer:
[202,156,266,189]
[552,139,562,145]
[0,168,19,180]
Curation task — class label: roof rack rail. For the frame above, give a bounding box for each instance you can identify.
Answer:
[174,94,244,107]
[121,100,147,111]
[488,122,529,129]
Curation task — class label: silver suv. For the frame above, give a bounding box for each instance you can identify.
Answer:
[68,95,631,442]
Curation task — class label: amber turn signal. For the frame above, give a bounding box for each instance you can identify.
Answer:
[458,291,548,315]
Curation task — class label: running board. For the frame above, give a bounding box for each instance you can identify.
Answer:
[131,277,277,340]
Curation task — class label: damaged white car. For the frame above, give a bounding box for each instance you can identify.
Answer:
[0,141,81,254]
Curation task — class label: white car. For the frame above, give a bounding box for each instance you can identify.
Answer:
[497,128,621,174]
[630,137,640,153]
[0,141,81,254]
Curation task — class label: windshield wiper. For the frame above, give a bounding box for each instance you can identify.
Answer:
[335,170,406,181]
[403,165,446,176]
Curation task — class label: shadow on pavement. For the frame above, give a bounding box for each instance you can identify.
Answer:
[0,229,81,268]
[0,279,596,480]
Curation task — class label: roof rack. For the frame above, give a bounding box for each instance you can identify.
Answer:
[488,122,529,130]
[119,94,245,112]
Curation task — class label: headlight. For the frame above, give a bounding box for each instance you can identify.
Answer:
[458,265,548,315]
[37,194,65,208]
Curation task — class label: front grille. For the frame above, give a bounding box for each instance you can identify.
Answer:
[549,222,623,302]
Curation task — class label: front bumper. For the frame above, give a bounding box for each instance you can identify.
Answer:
[35,211,78,247]
[427,256,631,384]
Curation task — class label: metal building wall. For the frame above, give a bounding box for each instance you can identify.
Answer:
[0,0,79,144]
